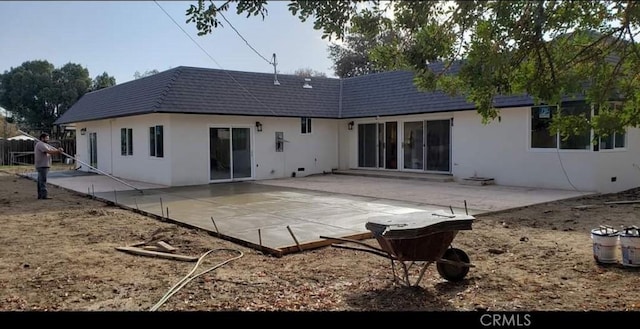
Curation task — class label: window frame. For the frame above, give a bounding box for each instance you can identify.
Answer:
[149,125,164,158]
[301,117,312,134]
[595,102,627,151]
[530,105,558,149]
[120,128,133,156]
[529,101,605,152]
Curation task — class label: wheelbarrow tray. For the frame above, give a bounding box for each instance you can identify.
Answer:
[365,210,474,261]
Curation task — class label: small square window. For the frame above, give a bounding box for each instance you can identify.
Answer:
[149,125,164,158]
[301,117,312,134]
[120,128,133,156]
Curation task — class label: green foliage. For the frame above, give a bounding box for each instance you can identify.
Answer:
[549,110,592,142]
[133,69,159,80]
[185,0,640,135]
[0,60,91,133]
[293,67,327,77]
[328,11,396,78]
[92,72,116,91]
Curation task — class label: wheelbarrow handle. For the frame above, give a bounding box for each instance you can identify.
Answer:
[319,235,389,255]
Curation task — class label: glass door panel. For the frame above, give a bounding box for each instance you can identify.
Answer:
[403,121,424,170]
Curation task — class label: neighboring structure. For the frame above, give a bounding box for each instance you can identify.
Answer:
[55,66,640,193]
[7,135,32,141]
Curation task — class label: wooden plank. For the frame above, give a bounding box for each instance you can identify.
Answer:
[604,200,640,205]
[128,241,147,247]
[115,246,198,262]
[155,241,177,253]
[277,232,375,255]
[142,245,165,252]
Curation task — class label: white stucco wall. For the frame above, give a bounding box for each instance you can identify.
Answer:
[168,114,339,186]
[340,108,640,193]
[74,108,638,192]
[452,108,640,193]
[74,114,173,186]
[337,120,352,170]
[594,128,640,193]
[451,108,599,191]
[74,120,113,174]
[77,114,339,186]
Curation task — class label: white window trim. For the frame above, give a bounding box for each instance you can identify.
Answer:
[301,117,312,135]
[528,104,594,153]
[149,125,164,159]
[120,128,133,156]
[597,131,627,152]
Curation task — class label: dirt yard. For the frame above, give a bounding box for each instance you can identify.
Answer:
[1,166,639,312]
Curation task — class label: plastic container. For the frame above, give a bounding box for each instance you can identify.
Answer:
[619,226,640,267]
[591,226,619,264]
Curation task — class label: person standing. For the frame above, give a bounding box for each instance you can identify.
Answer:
[34,133,64,200]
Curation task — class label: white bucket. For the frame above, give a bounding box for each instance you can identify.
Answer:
[619,227,640,268]
[591,227,619,264]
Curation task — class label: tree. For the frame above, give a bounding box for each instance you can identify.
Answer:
[328,11,397,78]
[185,0,640,138]
[133,69,159,79]
[293,67,327,78]
[0,60,91,135]
[92,72,116,91]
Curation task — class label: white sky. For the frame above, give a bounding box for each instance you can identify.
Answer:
[0,1,338,85]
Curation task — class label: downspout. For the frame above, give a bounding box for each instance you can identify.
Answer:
[110,119,114,175]
[337,79,344,170]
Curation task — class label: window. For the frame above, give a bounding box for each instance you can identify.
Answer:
[120,128,133,156]
[595,103,626,151]
[559,102,591,150]
[530,101,591,150]
[531,105,557,148]
[599,132,626,150]
[301,117,312,134]
[149,125,163,158]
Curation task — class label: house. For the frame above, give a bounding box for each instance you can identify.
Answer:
[7,135,33,141]
[54,66,640,193]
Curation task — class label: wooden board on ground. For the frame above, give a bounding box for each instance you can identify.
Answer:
[115,246,198,262]
[155,241,177,253]
[604,200,640,205]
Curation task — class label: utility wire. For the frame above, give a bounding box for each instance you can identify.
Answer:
[154,1,224,70]
[153,1,278,116]
[218,11,274,65]
[555,147,580,192]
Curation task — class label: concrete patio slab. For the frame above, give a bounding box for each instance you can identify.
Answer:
[22,171,594,256]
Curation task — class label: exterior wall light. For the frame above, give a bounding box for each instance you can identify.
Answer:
[347,121,354,130]
[255,121,263,132]
[80,128,87,135]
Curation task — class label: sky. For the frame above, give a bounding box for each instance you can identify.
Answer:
[0,1,338,86]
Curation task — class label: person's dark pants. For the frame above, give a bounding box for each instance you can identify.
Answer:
[36,167,49,199]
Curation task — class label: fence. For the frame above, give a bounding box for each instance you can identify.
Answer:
[0,138,76,165]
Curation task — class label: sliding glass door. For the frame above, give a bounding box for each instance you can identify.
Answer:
[425,120,451,172]
[209,127,252,181]
[357,121,398,169]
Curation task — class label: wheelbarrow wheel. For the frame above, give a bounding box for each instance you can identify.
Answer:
[437,248,470,282]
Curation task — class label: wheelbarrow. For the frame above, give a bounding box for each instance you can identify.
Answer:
[321,209,475,287]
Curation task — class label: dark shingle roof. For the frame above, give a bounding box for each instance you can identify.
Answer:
[55,66,341,124]
[340,63,550,118]
[55,64,586,124]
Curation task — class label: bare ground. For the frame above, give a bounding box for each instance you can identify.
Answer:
[1,166,639,311]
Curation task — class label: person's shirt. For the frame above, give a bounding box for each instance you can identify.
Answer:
[34,141,54,168]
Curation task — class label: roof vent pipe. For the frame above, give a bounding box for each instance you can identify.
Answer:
[303,78,312,89]
[272,53,280,86]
